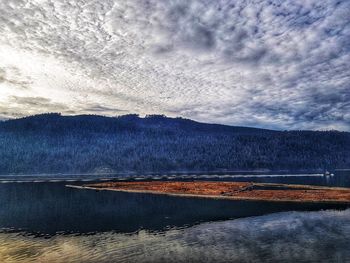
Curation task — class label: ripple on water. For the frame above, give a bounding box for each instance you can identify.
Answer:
[1,209,350,263]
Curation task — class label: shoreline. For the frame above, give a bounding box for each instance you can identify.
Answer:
[66,181,350,205]
[0,173,327,184]
[0,170,327,178]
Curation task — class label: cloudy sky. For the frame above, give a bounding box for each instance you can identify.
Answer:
[0,0,349,131]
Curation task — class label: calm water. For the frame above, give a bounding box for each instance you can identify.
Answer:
[1,172,350,262]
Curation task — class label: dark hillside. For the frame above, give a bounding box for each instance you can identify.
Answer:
[0,113,349,174]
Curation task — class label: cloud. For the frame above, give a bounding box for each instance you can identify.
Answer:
[0,0,349,130]
[0,96,69,118]
[9,96,66,109]
[0,67,32,90]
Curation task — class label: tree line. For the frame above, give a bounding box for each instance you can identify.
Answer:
[0,113,349,174]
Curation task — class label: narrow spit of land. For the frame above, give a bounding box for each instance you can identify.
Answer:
[67,181,350,204]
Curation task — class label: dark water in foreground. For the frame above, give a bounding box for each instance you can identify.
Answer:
[1,172,350,262]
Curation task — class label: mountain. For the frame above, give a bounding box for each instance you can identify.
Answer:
[0,113,349,175]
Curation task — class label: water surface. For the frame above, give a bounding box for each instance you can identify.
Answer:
[1,172,350,262]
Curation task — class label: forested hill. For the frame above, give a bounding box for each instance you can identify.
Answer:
[0,113,349,175]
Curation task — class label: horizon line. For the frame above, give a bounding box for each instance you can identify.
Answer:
[0,112,348,133]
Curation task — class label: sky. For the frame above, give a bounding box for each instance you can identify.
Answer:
[0,0,349,131]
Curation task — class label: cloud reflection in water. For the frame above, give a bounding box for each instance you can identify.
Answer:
[1,209,349,263]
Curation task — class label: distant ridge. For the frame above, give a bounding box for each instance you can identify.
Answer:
[0,113,349,175]
[0,113,275,134]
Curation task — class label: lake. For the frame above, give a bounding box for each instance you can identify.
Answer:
[1,172,350,262]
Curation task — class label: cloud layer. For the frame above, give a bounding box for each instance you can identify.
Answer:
[0,0,349,130]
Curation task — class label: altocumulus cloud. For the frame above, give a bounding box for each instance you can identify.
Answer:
[0,0,349,130]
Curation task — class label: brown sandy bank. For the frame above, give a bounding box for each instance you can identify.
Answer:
[67,181,350,204]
